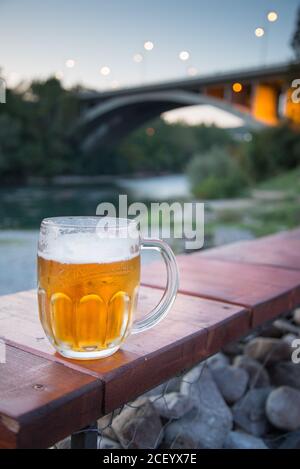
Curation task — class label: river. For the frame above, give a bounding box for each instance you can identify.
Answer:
[0,175,191,294]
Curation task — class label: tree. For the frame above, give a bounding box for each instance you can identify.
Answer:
[291,6,300,60]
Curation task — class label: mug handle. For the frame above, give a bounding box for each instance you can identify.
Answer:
[132,238,179,334]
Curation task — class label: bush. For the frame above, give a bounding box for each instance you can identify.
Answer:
[240,125,300,182]
[186,146,247,199]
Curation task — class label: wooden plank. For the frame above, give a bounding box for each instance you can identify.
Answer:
[201,235,300,271]
[0,344,103,448]
[0,288,249,413]
[141,256,300,327]
[1,229,299,445]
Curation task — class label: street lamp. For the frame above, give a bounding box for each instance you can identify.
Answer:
[255,27,265,37]
[232,82,243,93]
[178,50,190,77]
[100,66,111,76]
[133,53,143,63]
[64,59,76,88]
[187,66,197,77]
[55,71,64,80]
[267,11,278,23]
[179,50,190,61]
[135,41,154,83]
[65,58,76,68]
[144,40,154,51]
[110,80,120,89]
[255,10,278,65]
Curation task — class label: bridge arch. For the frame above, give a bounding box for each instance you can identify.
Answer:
[75,90,264,152]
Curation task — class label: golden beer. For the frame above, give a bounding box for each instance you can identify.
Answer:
[38,254,140,355]
[38,216,178,360]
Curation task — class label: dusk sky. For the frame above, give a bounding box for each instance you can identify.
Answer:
[1,0,299,91]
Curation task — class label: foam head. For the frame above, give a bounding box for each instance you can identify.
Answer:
[38,217,140,264]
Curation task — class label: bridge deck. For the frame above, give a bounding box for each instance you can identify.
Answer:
[0,228,300,448]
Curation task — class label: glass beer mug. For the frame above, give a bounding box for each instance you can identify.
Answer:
[37,217,179,360]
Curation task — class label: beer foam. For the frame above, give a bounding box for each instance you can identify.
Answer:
[38,232,139,264]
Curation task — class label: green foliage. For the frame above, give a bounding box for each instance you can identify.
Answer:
[80,120,233,175]
[0,81,234,181]
[0,78,79,182]
[1,78,300,202]
[186,146,247,199]
[291,6,300,60]
[239,125,300,182]
[257,166,300,194]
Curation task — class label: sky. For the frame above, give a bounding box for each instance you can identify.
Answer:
[1,0,299,126]
[1,0,299,90]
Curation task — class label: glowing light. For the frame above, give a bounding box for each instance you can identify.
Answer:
[146,127,155,136]
[144,41,154,51]
[55,71,64,80]
[65,59,75,68]
[100,66,111,76]
[133,53,143,63]
[179,50,190,61]
[232,82,243,93]
[187,66,197,76]
[111,80,120,89]
[255,27,265,37]
[267,11,278,22]
[7,71,19,87]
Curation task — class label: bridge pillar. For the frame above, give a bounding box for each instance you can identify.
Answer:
[251,83,279,125]
[284,87,300,127]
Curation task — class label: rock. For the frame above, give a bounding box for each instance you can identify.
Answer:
[207,353,230,369]
[111,397,162,449]
[266,386,300,431]
[233,355,270,388]
[211,365,249,404]
[98,413,119,441]
[146,376,182,398]
[282,333,298,345]
[222,341,244,357]
[180,363,205,395]
[279,430,300,449]
[167,366,233,448]
[55,437,71,449]
[274,318,300,335]
[269,361,300,390]
[98,437,122,449]
[163,410,200,449]
[224,431,268,449]
[232,388,271,436]
[260,324,283,338]
[150,392,194,419]
[244,338,291,364]
[293,308,300,326]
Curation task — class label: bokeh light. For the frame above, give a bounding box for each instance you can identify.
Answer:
[65,59,76,68]
[267,11,278,22]
[179,50,190,61]
[187,66,197,76]
[100,66,111,76]
[110,80,120,89]
[144,41,154,51]
[232,82,243,93]
[133,53,143,63]
[54,71,64,80]
[146,127,155,136]
[255,27,265,37]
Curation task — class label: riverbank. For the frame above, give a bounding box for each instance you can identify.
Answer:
[1,169,299,295]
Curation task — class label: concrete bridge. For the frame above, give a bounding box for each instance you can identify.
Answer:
[74,61,300,152]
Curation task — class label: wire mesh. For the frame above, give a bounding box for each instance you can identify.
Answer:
[53,310,300,450]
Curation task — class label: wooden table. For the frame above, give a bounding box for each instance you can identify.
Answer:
[1,228,300,448]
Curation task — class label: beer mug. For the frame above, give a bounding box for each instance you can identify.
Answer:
[37,217,179,360]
